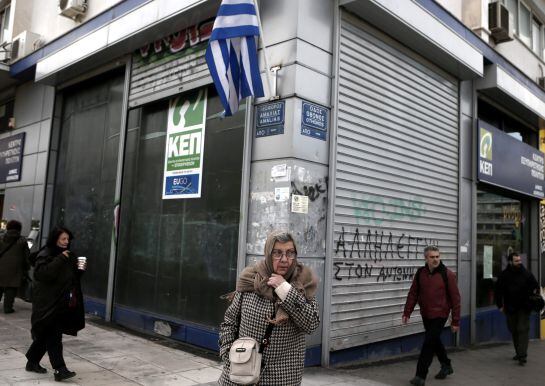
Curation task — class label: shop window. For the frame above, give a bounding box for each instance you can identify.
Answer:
[476,190,524,307]
[0,99,14,132]
[114,86,245,327]
[51,70,124,301]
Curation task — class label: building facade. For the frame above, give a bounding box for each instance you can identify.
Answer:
[0,0,543,366]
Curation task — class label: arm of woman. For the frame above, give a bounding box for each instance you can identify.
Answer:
[277,285,320,334]
[219,291,243,361]
[33,254,67,282]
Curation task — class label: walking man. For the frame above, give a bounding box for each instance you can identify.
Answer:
[402,245,461,386]
[495,252,539,366]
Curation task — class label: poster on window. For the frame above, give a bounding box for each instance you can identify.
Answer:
[162,88,207,199]
[483,245,493,279]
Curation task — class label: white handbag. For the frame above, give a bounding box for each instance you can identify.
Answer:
[229,337,262,384]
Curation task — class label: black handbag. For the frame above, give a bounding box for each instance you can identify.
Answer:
[529,294,545,312]
[18,272,33,303]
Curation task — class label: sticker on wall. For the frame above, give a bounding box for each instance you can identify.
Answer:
[300,101,328,141]
[275,187,290,202]
[255,101,285,138]
[291,194,309,214]
[162,88,207,199]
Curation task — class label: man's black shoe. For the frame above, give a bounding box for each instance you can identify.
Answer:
[4,309,14,314]
[512,355,520,360]
[518,357,527,366]
[25,361,47,374]
[410,376,425,385]
[435,363,453,379]
[54,367,76,382]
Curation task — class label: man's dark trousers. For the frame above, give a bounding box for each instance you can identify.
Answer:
[505,309,530,359]
[0,287,17,312]
[416,317,450,378]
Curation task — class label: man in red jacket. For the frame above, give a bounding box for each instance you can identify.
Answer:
[402,245,461,386]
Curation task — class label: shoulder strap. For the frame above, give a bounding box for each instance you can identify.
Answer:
[0,238,19,260]
[415,266,425,296]
[441,268,450,303]
[258,310,276,354]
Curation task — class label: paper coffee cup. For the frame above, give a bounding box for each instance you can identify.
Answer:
[77,256,87,270]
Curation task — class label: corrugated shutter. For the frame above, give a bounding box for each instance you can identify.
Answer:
[129,43,211,108]
[331,13,459,350]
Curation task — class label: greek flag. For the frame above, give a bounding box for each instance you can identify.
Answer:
[205,0,265,116]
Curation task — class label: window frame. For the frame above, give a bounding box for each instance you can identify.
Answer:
[0,3,11,44]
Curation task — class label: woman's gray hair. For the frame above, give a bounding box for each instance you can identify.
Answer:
[264,230,298,258]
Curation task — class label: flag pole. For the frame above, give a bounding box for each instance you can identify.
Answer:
[253,0,276,100]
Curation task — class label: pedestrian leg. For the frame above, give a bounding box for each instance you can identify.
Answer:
[505,312,519,357]
[2,287,17,313]
[26,334,48,365]
[516,311,530,363]
[46,329,66,370]
[415,318,444,379]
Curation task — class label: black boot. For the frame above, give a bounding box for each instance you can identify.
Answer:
[54,367,76,382]
[25,361,47,374]
[435,363,453,379]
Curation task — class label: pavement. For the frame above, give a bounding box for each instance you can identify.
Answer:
[0,299,544,385]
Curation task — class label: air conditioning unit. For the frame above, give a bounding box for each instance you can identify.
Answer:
[11,31,42,62]
[58,0,88,19]
[489,1,513,43]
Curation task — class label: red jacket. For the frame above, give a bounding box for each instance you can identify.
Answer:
[403,263,461,326]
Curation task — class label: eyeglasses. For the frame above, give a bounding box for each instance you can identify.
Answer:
[271,249,297,260]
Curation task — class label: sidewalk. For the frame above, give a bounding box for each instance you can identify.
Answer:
[0,299,543,385]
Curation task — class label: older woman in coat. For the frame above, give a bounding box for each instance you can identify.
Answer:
[25,227,85,382]
[0,220,29,313]
[218,231,320,385]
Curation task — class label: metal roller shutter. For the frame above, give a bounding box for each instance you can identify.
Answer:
[331,12,459,350]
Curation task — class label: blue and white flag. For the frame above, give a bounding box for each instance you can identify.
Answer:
[205,0,265,116]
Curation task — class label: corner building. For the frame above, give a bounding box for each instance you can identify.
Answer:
[0,0,543,366]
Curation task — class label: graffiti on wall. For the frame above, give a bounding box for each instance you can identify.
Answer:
[352,193,425,225]
[333,226,438,282]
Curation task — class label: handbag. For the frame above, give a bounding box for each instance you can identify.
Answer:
[18,272,33,302]
[229,318,275,385]
[529,293,545,312]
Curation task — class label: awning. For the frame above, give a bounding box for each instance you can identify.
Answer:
[340,0,483,79]
[35,0,218,85]
[476,64,545,126]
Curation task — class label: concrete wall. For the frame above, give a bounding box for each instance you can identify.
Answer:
[11,0,124,47]
[0,81,54,235]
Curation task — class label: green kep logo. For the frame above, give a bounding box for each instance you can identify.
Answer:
[479,128,492,160]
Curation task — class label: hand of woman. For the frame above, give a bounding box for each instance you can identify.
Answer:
[267,273,286,288]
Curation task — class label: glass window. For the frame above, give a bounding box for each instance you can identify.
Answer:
[51,70,124,301]
[519,3,531,46]
[114,86,245,327]
[531,18,541,54]
[504,0,518,35]
[476,191,524,308]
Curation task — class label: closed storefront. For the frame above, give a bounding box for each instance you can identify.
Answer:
[330,12,459,351]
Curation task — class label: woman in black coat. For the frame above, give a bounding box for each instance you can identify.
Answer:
[25,227,85,382]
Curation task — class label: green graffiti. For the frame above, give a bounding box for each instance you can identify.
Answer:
[352,194,425,225]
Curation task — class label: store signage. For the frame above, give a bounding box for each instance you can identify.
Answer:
[162,88,207,199]
[256,101,285,138]
[137,18,214,62]
[301,101,328,140]
[477,120,545,199]
[0,133,25,183]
